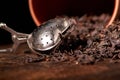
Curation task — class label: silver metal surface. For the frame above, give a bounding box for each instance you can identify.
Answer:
[27,17,76,53]
[0,17,76,54]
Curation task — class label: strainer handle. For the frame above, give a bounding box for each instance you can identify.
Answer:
[0,23,29,53]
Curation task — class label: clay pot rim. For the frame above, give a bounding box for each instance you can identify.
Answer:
[106,0,119,28]
[28,0,120,27]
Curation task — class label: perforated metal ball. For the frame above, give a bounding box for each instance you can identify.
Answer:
[27,17,76,53]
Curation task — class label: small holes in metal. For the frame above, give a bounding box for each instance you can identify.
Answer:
[46,35,48,37]
[46,42,48,44]
[42,44,44,46]
[41,38,43,40]
[56,25,58,27]
[50,26,53,28]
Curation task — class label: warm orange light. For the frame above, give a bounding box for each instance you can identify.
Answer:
[29,0,41,26]
[106,0,119,28]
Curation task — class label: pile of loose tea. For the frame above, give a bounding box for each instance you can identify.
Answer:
[28,14,120,64]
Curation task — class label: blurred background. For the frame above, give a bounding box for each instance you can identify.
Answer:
[0,0,36,44]
[0,0,114,44]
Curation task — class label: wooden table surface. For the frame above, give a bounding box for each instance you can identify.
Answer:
[0,44,120,80]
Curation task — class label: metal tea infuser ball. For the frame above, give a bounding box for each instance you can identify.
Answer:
[0,17,76,54]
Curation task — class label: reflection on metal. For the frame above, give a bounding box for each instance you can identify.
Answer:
[0,17,76,54]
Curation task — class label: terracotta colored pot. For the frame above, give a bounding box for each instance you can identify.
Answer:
[28,0,120,28]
